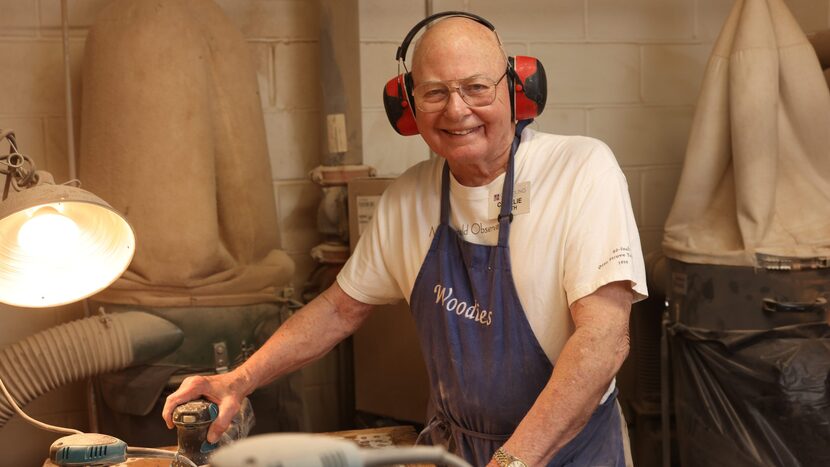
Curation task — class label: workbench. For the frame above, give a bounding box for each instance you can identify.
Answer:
[42,425,432,466]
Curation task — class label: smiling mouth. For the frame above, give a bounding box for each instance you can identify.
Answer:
[443,126,481,136]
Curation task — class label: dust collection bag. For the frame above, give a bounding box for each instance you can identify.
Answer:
[662,0,830,465]
[662,0,830,267]
[668,321,830,467]
[79,0,294,306]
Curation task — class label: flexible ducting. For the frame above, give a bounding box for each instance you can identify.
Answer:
[0,311,183,427]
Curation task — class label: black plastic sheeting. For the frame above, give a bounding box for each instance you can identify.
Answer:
[668,322,830,467]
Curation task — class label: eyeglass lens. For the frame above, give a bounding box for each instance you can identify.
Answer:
[413,74,504,112]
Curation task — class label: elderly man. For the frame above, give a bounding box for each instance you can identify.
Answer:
[163,13,646,467]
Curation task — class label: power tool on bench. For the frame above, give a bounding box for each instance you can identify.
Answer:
[171,398,255,466]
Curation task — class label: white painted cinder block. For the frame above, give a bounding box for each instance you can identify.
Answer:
[467,0,585,41]
[360,42,399,110]
[362,109,430,177]
[431,0,466,14]
[214,0,319,40]
[530,43,640,105]
[784,0,830,33]
[264,110,321,180]
[275,41,321,110]
[0,0,38,35]
[39,0,111,31]
[587,0,695,41]
[641,44,712,106]
[502,41,528,59]
[0,40,84,116]
[588,107,693,167]
[695,0,735,42]
[640,166,682,228]
[533,108,586,136]
[359,0,429,42]
[0,117,46,168]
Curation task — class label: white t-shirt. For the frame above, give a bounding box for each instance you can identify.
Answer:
[337,127,647,362]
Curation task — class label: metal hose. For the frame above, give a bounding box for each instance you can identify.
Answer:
[0,311,183,427]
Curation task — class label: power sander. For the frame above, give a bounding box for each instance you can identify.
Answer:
[171,398,254,466]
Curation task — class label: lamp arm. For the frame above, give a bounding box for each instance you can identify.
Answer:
[0,129,40,198]
[0,375,81,435]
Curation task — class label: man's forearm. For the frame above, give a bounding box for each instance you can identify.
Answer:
[234,282,374,394]
[494,282,632,466]
[501,327,627,464]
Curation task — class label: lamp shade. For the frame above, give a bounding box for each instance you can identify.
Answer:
[0,176,134,308]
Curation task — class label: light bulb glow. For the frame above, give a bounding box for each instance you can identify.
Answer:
[0,182,135,307]
[17,207,81,259]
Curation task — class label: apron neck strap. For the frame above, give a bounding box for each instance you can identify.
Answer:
[440,120,532,238]
[496,119,531,245]
[440,163,451,224]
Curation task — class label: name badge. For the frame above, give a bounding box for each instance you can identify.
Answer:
[489,181,530,219]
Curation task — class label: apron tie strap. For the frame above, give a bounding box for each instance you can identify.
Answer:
[416,413,454,451]
[416,411,511,449]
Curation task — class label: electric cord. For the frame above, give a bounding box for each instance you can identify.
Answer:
[0,374,81,435]
[1,374,200,466]
[0,129,39,192]
[126,447,199,467]
[0,129,82,194]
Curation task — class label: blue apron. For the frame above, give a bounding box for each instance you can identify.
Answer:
[410,123,626,466]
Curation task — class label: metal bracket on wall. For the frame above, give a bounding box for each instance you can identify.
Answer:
[214,342,229,374]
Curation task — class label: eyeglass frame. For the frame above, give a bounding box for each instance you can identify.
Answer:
[410,69,509,113]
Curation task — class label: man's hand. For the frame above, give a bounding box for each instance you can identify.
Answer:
[162,367,255,443]
[160,282,374,444]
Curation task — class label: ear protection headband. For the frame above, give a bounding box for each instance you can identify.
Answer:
[382,11,547,136]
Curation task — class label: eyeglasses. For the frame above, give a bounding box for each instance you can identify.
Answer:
[412,71,508,113]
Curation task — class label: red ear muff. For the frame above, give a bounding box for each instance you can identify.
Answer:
[383,11,496,136]
[383,13,547,133]
[383,73,419,136]
[509,56,547,121]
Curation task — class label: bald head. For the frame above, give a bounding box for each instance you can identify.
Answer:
[411,17,506,83]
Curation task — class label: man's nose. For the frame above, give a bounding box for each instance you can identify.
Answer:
[443,89,470,118]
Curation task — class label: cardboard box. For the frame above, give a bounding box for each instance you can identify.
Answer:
[347,178,430,424]
[348,177,392,252]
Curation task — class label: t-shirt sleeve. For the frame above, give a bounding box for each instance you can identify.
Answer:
[336,190,405,305]
[562,152,648,306]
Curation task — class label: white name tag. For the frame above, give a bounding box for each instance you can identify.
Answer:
[489,181,530,219]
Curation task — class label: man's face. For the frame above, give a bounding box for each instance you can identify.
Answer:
[410,25,514,172]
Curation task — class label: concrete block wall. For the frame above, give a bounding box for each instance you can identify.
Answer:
[0,0,331,463]
[0,0,828,464]
[0,1,107,464]
[359,0,830,256]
